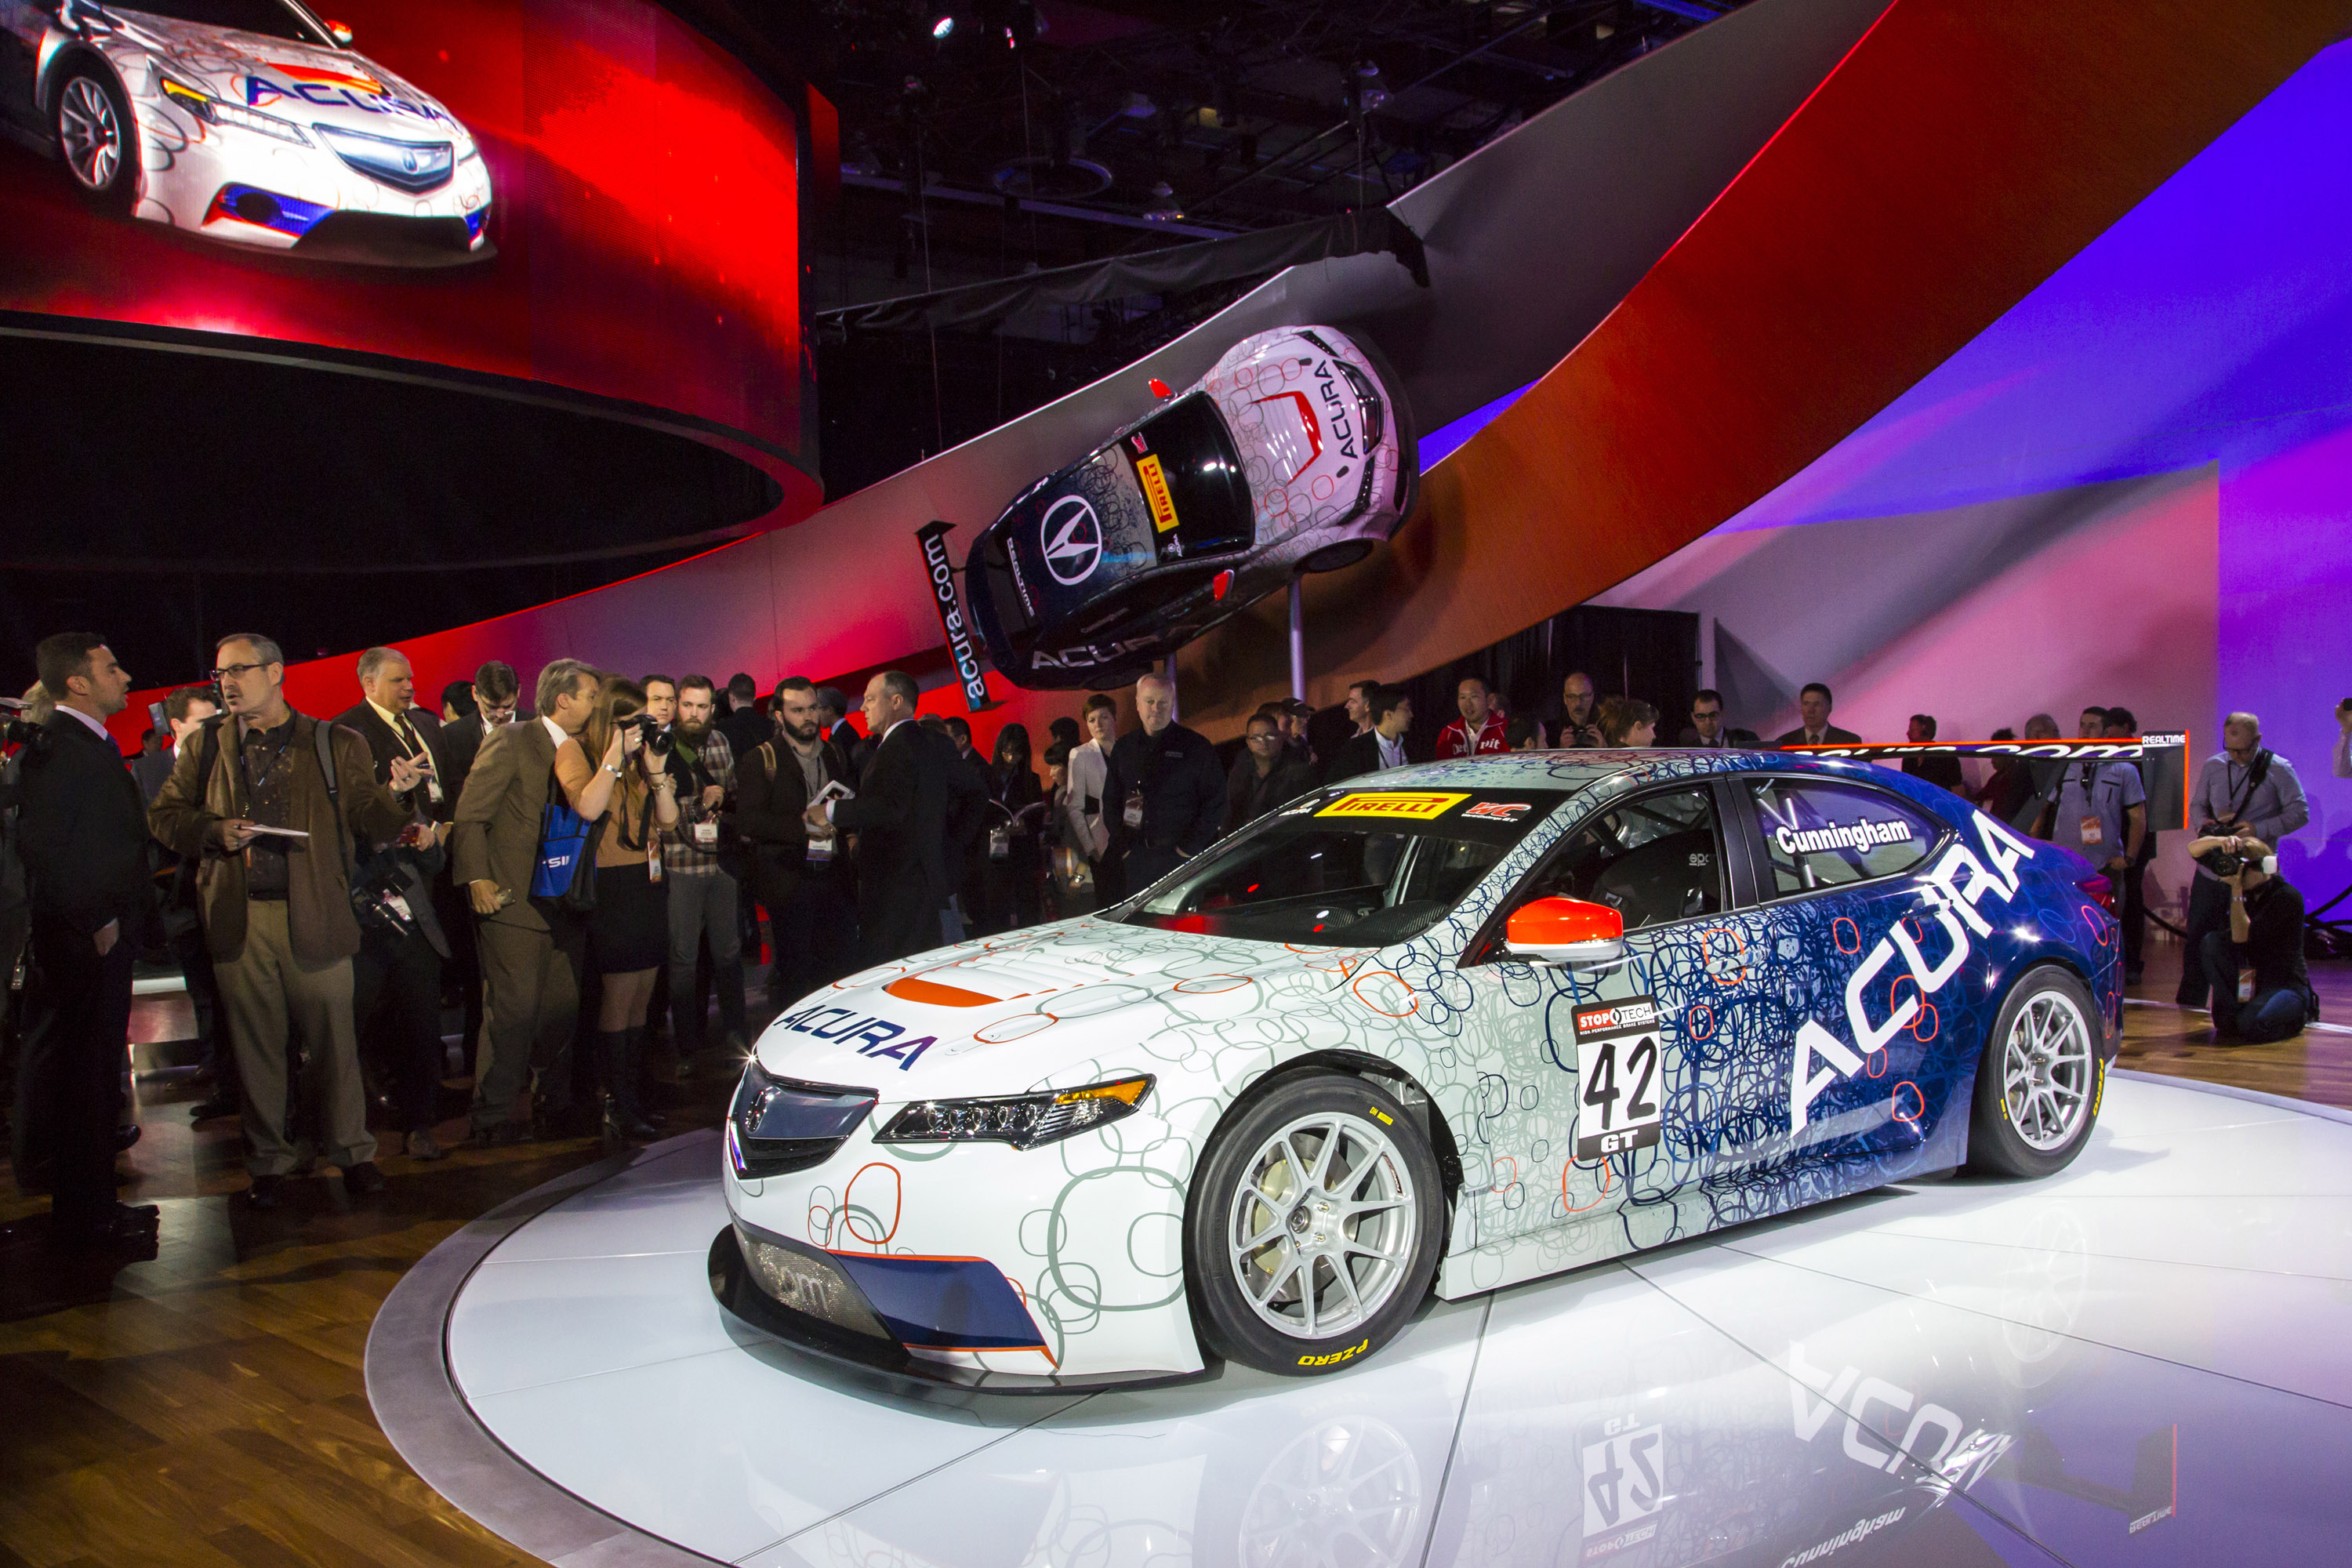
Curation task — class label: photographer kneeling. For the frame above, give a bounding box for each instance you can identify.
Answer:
[2186,833,2315,1044]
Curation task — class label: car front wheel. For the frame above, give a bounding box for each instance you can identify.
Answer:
[1966,966,2103,1178]
[1185,1070,1445,1376]
[55,67,136,209]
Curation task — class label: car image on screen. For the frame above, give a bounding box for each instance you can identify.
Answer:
[712,750,2123,1388]
[0,0,492,263]
[963,324,1418,689]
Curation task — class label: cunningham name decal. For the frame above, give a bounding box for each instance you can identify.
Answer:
[1774,817,1915,856]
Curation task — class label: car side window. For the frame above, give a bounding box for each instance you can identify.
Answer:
[1750,779,1944,896]
[1506,786,1726,938]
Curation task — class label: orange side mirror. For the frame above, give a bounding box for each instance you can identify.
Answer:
[1504,895,1626,964]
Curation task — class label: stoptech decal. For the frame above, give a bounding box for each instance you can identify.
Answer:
[1316,791,1468,821]
[1791,810,2042,1131]
[1135,454,1180,533]
[774,1005,935,1070]
[1573,995,1663,1158]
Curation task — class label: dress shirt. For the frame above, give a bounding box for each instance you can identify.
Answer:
[1377,731,1407,770]
[57,703,112,743]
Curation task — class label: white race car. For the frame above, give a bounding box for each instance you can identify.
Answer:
[713,751,2121,1388]
[2,0,492,263]
[963,324,1418,688]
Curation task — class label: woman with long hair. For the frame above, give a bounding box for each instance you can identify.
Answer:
[554,674,679,1142]
[981,722,1044,934]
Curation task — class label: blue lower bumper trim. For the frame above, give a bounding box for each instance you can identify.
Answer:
[827,1251,1046,1352]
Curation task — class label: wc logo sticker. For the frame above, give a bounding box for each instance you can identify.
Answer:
[1573,996,1663,1159]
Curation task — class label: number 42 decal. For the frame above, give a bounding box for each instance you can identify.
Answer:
[1573,996,1664,1159]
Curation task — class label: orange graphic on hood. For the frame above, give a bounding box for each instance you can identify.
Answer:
[267,60,385,93]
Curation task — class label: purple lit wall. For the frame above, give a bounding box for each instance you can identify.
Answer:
[1600,38,2352,906]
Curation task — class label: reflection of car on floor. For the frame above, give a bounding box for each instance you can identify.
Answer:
[713,750,2122,1386]
[0,0,492,263]
[962,324,1417,689]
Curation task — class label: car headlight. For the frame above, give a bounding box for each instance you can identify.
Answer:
[159,74,310,145]
[877,1074,1152,1149]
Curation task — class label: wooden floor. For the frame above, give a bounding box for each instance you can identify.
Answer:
[4,937,2348,1568]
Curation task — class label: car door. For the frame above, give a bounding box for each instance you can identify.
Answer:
[1722,774,1967,1179]
[1441,779,1758,1262]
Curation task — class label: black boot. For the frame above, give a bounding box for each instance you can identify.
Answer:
[599,1030,657,1143]
[620,1025,662,1138]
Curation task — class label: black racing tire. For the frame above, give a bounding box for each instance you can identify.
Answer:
[1185,1070,1444,1376]
[53,64,136,212]
[1965,965,2105,1178]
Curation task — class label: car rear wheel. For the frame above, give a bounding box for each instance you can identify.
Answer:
[1966,967,2103,1178]
[1185,1071,1444,1376]
[55,67,135,209]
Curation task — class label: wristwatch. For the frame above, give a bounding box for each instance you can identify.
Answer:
[603,762,624,777]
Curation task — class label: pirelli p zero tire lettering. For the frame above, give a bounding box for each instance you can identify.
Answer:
[1184,1071,1443,1377]
[55,66,136,210]
[1966,966,2102,1178]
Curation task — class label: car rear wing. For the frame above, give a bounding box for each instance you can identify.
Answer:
[1780,732,2192,830]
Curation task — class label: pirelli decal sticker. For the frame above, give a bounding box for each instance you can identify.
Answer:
[1136,453,1181,533]
[1317,791,1469,821]
[1573,996,1663,1159]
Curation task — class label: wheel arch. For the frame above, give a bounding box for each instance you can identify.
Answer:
[1957,954,2104,1163]
[36,40,125,118]
[1221,1048,1465,1224]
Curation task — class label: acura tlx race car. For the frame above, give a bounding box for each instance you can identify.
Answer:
[963,324,1418,689]
[713,750,2123,1388]
[1,0,492,262]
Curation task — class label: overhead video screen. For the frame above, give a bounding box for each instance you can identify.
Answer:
[0,0,804,455]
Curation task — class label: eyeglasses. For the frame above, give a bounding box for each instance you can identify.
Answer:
[480,705,517,723]
[208,662,272,682]
[1247,731,1280,743]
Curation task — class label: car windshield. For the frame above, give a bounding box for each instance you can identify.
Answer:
[1124,394,1253,561]
[122,0,328,44]
[1121,787,1568,946]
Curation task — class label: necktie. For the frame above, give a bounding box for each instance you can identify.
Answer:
[394,713,441,802]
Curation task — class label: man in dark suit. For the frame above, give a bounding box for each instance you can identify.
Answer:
[13,633,158,1250]
[451,658,599,1142]
[1898,713,1968,794]
[805,671,984,966]
[433,659,522,1062]
[334,646,455,1158]
[717,673,771,763]
[1772,682,1863,749]
[1676,688,1762,749]
[734,677,855,1004]
[1104,672,1229,890]
[1325,684,1420,785]
[817,685,868,776]
[439,660,525,804]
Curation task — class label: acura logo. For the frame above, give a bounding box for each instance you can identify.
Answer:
[1040,495,1102,586]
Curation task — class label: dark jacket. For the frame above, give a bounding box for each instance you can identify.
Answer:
[1324,730,1417,786]
[438,710,519,802]
[1227,753,1318,832]
[148,710,414,964]
[334,699,456,827]
[827,717,869,776]
[16,711,152,941]
[1901,752,1968,794]
[730,732,851,890]
[1676,725,1762,750]
[1773,725,1863,749]
[1106,722,1227,859]
[832,721,985,949]
[448,719,562,934]
[719,704,773,769]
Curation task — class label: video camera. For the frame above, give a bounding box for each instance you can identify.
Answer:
[634,713,673,755]
[0,696,43,750]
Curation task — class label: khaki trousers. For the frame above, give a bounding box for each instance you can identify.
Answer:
[472,911,583,1132]
[216,899,376,1175]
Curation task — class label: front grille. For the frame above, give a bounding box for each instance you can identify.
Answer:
[729,1065,875,1179]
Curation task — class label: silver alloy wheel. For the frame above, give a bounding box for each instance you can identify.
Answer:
[1228,1109,1416,1340]
[59,76,122,192]
[2001,989,2094,1152]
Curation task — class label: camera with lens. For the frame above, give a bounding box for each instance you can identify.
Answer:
[2194,818,2254,877]
[635,713,672,755]
[0,696,43,750]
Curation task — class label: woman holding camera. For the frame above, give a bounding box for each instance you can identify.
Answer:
[554,676,678,1141]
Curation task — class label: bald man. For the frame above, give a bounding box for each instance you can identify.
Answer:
[1104,673,1226,892]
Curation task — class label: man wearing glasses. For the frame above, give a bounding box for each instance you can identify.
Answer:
[1226,710,1318,832]
[1677,689,1760,749]
[151,635,421,1209]
[440,659,524,804]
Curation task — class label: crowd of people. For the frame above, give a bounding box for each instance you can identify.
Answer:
[0,631,2334,1247]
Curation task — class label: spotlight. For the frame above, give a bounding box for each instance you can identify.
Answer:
[1142,180,1182,222]
[931,14,954,39]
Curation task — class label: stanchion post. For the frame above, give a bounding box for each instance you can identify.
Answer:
[1288,578,1306,704]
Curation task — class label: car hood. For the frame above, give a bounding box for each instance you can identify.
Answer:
[114,10,472,143]
[753,919,1377,1101]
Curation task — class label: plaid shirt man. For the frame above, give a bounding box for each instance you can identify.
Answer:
[661,726,736,877]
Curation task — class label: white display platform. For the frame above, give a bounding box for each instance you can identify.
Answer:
[371,1073,2352,1567]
